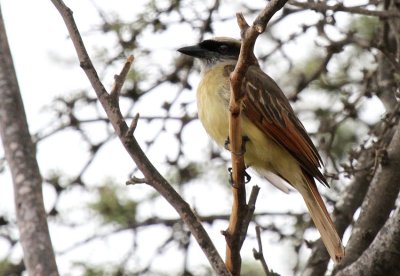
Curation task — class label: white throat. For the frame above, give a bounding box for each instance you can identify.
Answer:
[198,58,237,75]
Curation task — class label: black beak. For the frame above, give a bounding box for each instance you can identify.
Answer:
[177,45,207,59]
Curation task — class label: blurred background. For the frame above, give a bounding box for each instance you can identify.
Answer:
[0,0,395,275]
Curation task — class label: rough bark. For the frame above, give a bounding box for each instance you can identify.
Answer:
[333,0,400,272]
[0,5,59,276]
[333,123,400,273]
[303,2,400,274]
[335,205,400,276]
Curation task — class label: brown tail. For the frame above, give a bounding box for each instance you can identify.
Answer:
[300,174,345,263]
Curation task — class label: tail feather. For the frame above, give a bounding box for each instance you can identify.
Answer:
[301,174,345,263]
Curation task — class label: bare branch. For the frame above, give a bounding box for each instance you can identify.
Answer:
[239,185,260,247]
[253,226,277,276]
[334,122,400,273]
[110,55,134,99]
[126,113,140,137]
[289,1,400,18]
[335,205,400,276]
[126,176,147,185]
[50,1,229,274]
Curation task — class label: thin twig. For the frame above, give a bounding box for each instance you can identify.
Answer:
[126,176,147,185]
[289,1,400,18]
[239,185,260,247]
[126,113,140,137]
[110,55,134,99]
[253,226,275,276]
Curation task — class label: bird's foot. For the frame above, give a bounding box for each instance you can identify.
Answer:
[224,136,230,151]
[224,135,250,156]
[228,167,251,185]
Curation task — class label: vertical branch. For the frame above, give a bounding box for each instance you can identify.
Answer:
[225,36,248,272]
[0,5,59,276]
[225,1,289,275]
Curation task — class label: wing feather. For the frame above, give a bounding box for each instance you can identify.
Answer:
[229,65,328,186]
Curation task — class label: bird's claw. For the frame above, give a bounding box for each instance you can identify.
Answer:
[228,167,251,186]
[224,135,250,156]
[224,137,230,151]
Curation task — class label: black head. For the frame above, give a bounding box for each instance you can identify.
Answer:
[178,37,241,62]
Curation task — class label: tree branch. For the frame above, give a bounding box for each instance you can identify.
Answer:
[289,1,400,18]
[303,104,400,276]
[334,122,400,273]
[110,55,134,99]
[0,5,59,276]
[303,2,400,271]
[333,0,400,271]
[225,1,288,274]
[50,1,229,274]
[253,226,276,276]
[335,205,400,276]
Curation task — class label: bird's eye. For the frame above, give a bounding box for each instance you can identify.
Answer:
[218,44,229,54]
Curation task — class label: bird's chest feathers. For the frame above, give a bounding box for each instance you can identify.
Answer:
[196,66,231,146]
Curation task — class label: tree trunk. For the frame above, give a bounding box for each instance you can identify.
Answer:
[0,5,59,276]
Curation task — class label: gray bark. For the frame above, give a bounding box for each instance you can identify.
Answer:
[333,125,400,275]
[0,5,59,276]
[335,205,400,276]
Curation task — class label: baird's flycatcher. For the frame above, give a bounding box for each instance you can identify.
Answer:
[178,37,344,262]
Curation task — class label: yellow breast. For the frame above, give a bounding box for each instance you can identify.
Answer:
[196,63,303,186]
[196,64,231,146]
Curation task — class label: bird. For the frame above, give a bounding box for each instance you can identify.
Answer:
[178,37,345,263]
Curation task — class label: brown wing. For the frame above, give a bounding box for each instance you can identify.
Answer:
[229,64,328,187]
